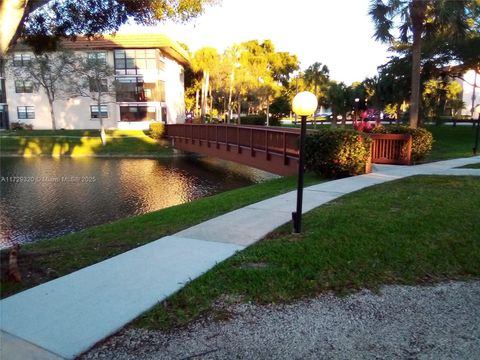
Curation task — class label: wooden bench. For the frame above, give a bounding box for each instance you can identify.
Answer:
[370,133,412,165]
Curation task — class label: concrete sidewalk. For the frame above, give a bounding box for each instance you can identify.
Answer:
[1,156,479,360]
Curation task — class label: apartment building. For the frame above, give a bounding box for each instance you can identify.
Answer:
[453,69,479,118]
[0,58,7,128]
[1,33,188,130]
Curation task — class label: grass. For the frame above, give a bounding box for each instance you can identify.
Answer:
[132,175,480,331]
[458,163,480,169]
[0,174,323,299]
[422,125,476,161]
[0,130,172,156]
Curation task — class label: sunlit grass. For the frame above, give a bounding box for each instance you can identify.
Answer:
[0,130,171,156]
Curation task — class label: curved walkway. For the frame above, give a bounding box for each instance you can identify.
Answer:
[1,156,479,359]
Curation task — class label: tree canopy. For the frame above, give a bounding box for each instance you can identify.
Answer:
[0,0,217,55]
[369,0,478,128]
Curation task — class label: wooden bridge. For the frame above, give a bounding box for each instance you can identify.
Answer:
[165,124,412,175]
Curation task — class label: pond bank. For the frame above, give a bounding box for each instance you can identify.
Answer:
[0,130,172,157]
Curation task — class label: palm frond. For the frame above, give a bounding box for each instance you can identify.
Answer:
[369,0,395,42]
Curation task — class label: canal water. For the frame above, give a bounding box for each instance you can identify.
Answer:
[0,156,276,249]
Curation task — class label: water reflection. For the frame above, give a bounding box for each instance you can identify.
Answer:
[0,156,276,248]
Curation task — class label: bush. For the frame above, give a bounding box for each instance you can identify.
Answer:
[305,129,372,178]
[371,125,433,162]
[10,122,33,130]
[149,122,165,139]
[239,115,280,127]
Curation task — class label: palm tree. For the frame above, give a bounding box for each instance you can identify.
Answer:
[304,62,329,127]
[192,48,220,122]
[369,0,470,128]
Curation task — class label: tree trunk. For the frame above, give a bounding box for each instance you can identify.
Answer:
[228,69,234,124]
[0,0,49,57]
[195,88,199,118]
[201,70,209,122]
[331,112,337,128]
[396,104,402,125]
[98,96,106,146]
[313,83,317,129]
[204,72,210,121]
[46,92,57,130]
[266,102,270,126]
[409,0,427,129]
[237,98,241,125]
[409,30,422,129]
[209,85,213,122]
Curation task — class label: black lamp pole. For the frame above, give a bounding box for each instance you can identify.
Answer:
[292,114,307,233]
[474,113,480,155]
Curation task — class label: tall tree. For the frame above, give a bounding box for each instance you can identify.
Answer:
[304,62,329,126]
[0,0,216,56]
[327,81,348,127]
[9,50,73,129]
[369,0,473,128]
[65,52,116,145]
[192,47,220,122]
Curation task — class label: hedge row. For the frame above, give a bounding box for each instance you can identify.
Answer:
[149,122,165,139]
[239,115,280,127]
[305,129,372,178]
[371,125,433,162]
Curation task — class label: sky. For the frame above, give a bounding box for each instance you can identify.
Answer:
[122,0,392,85]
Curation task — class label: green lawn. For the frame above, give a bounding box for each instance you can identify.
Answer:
[0,174,324,299]
[133,175,480,331]
[425,125,478,161]
[458,163,480,169]
[0,130,172,156]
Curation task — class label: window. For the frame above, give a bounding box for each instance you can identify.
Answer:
[15,80,33,93]
[17,106,34,119]
[89,79,108,92]
[13,53,32,67]
[87,52,107,65]
[114,49,157,75]
[0,58,5,77]
[115,76,164,102]
[0,79,5,103]
[90,105,108,119]
[0,105,8,129]
[179,69,184,84]
[120,105,156,122]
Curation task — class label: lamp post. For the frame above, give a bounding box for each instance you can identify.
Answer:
[354,98,360,123]
[292,91,318,233]
[474,105,480,155]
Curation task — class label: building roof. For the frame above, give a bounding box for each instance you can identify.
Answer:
[15,33,190,66]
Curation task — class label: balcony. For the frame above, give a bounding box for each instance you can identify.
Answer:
[115,77,165,103]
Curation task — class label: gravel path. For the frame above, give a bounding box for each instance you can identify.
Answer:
[81,280,480,359]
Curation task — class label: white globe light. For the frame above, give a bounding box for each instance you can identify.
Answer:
[292,91,318,116]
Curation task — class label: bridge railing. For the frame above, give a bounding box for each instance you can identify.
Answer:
[166,124,301,158]
[370,133,412,165]
[166,124,414,173]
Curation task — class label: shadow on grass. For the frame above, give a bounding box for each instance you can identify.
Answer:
[0,130,172,156]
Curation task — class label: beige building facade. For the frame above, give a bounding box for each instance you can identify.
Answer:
[454,69,479,119]
[1,34,188,130]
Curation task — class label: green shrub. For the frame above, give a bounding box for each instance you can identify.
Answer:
[305,129,372,178]
[149,122,165,139]
[10,122,33,130]
[372,125,433,162]
[239,115,280,126]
